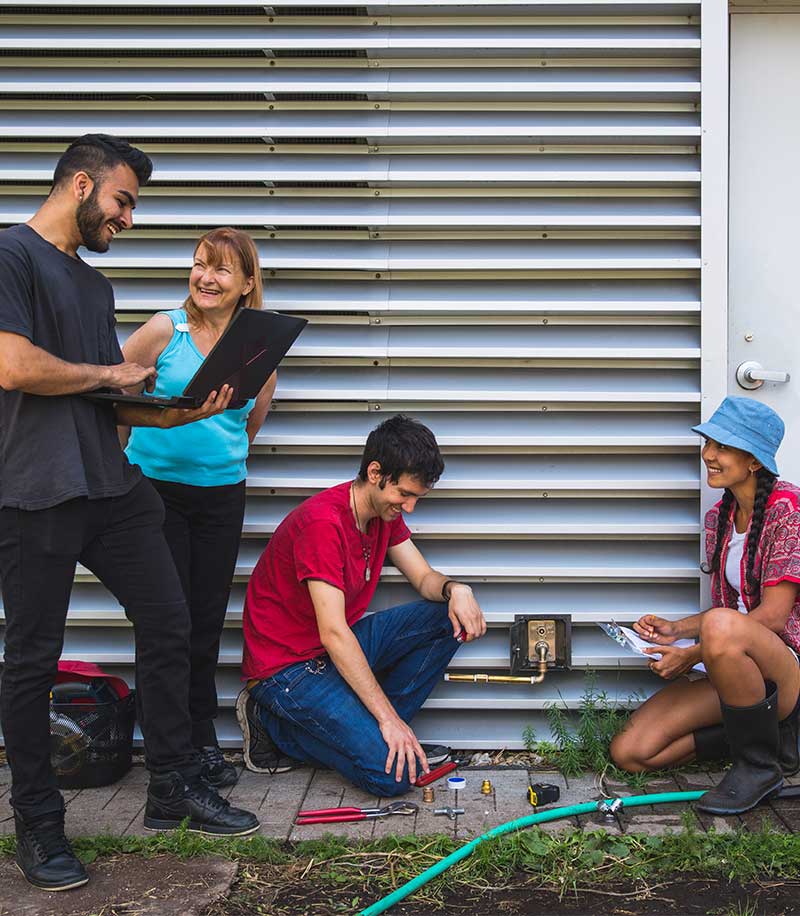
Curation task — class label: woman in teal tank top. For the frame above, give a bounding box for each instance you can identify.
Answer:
[122,228,276,788]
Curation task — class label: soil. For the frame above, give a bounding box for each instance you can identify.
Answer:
[0,853,237,916]
[203,867,800,916]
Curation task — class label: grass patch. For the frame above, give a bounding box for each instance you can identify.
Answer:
[2,822,798,903]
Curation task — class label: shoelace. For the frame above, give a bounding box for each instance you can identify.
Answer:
[185,777,231,812]
[199,746,228,770]
[27,821,71,860]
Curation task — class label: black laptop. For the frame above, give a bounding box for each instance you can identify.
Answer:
[85,309,307,410]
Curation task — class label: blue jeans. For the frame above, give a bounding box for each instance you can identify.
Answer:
[250,599,459,797]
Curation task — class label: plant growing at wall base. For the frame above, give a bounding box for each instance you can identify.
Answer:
[525,671,641,779]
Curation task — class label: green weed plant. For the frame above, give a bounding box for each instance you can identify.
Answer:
[523,671,646,784]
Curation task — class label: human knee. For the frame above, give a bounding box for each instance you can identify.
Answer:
[700,607,746,655]
[609,731,646,773]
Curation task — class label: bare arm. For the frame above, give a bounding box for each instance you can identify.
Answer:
[115,384,234,429]
[747,581,800,633]
[245,371,277,444]
[307,578,429,783]
[0,330,155,396]
[117,314,175,446]
[388,538,487,641]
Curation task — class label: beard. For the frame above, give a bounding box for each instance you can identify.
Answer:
[76,186,111,253]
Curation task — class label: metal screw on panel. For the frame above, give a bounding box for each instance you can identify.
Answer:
[744,333,754,342]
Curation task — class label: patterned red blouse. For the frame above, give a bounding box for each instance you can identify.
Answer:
[704,480,800,652]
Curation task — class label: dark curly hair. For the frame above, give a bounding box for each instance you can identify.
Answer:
[52,134,153,190]
[703,467,777,594]
[358,415,444,488]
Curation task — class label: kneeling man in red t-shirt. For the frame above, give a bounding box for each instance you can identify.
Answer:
[237,415,486,795]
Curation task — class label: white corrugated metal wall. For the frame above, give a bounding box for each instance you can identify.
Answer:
[0,0,711,747]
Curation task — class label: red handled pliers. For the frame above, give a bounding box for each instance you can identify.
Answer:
[295,800,418,825]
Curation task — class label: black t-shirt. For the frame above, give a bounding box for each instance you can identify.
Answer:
[0,224,141,510]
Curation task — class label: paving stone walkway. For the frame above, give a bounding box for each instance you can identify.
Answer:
[0,762,798,841]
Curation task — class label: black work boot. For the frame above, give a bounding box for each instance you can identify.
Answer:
[144,771,259,836]
[693,724,729,763]
[694,685,800,776]
[778,688,800,777]
[198,745,239,789]
[14,812,89,891]
[696,683,783,815]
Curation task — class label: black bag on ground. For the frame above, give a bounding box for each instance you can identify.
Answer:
[50,680,136,789]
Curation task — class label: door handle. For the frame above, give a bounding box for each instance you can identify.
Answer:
[736,360,791,390]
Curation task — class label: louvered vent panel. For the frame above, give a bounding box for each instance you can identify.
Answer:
[0,0,704,747]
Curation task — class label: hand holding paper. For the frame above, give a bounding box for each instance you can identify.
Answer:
[632,613,680,646]
[598,621,705,674]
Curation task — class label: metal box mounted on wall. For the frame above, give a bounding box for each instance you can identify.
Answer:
[509,615,572,676]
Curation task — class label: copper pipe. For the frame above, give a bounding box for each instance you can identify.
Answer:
[444,645,549,685]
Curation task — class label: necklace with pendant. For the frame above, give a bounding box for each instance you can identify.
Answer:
[351,481,372,582]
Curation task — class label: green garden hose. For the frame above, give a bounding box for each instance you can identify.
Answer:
[357,790,706,916]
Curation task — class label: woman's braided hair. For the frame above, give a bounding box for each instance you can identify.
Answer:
[703,468,777,594]
[745,468,777,592]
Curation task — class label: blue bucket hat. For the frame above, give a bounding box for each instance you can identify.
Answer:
[692,396,784,476]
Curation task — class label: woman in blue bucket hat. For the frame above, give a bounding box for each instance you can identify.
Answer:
[611,396,800,815]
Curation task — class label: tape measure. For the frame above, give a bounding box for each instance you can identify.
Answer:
[527,783,560,808]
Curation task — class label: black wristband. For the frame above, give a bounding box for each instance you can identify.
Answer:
[441,579,462,601]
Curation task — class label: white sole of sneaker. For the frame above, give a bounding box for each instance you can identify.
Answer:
[142,818,261,837]
[15,861,89,892]
[235,688,272,774]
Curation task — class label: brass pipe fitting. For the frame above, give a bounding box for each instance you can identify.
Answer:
[445,644,548,685]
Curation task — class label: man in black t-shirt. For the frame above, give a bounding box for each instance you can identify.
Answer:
[0,135,259,893]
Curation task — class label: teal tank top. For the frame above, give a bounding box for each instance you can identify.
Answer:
[125,309,255,487]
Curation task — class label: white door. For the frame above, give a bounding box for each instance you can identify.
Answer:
[729,14,800,482]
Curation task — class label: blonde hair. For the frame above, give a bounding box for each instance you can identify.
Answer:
[184,227,263,325]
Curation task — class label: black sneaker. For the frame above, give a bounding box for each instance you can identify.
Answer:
[421,744,451,766]
[198,745,239,789]
[235,687,301,775]
[144,771,260,836]
[14,813,89,892]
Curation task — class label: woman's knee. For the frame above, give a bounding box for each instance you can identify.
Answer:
[609,730,646,773]
[699,607,747,655]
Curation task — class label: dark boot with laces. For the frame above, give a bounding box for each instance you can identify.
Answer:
[14,812,88,891]
[198,746,239,789]
[144,771,259,836]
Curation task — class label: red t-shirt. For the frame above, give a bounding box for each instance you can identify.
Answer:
[242,480,411,679]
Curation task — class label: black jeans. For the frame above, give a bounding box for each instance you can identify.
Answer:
[150,478,246,748]
[0,478,197,821]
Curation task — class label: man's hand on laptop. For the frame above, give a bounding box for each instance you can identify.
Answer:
[102,361,157,392]
[161,384,235,428]
[381,715,429,785]
[448,584,487,642]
